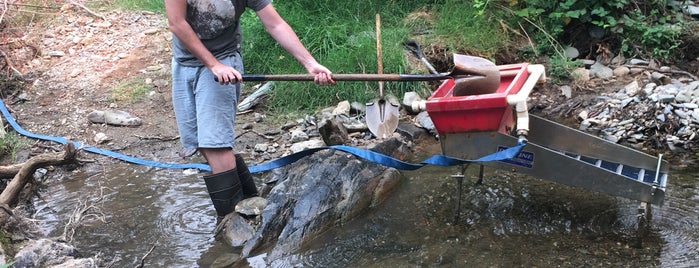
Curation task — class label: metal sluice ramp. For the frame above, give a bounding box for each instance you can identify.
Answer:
[421,63,668,224]
[440,114,668,206]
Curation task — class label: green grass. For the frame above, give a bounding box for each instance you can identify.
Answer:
[0,130,30,162]
[433,1,512,61]
[108,0,163,12]
[240,1,433,114]
[103,0,518,115]
[108,78,151,104]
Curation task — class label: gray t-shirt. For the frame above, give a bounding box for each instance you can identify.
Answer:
[172,0,270,66]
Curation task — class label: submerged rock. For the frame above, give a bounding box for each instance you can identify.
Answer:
[13,238,98,268]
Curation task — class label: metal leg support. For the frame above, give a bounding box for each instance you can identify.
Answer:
[452,164,468,224]
[476,164,484,185]
[634,202,652,248]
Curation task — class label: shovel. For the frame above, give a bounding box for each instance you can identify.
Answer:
[218,57,501,97]
[365,13,399,139]
[403,40,438,75]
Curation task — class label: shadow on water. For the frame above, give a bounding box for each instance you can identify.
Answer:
[29,144,699,267]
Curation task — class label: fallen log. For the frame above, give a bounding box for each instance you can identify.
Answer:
[0,163,23,178]
[0,142,77,206]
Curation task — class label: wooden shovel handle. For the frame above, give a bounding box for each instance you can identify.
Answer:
[376,13,384,97]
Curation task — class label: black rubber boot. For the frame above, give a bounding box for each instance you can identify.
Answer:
[235,154,259,198]
[203,169,244,218]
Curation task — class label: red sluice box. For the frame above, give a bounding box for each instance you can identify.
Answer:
[425,63,530,134]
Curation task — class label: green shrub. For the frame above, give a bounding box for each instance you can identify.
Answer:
[496,0,685,61]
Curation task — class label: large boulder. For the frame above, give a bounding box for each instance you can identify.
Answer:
[220,138,411,264]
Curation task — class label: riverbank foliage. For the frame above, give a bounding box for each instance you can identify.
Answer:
[2,0,696,115]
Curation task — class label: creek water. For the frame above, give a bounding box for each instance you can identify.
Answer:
[31,145,699,267]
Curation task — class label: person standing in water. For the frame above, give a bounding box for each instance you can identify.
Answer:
[165,0,335,221]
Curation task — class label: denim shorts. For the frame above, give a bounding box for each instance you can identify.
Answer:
[171,53,243,151]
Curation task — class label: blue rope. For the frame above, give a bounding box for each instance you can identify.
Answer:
[0,99,524,173]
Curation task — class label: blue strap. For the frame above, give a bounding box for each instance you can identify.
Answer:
[248,144,525,173]
[0,101,210,171]
[1,100,523,173]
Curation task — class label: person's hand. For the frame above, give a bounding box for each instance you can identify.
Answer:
[210,62,242,85]
[306,63,335,86]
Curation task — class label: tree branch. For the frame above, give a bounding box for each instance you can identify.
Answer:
[0,142,77,206]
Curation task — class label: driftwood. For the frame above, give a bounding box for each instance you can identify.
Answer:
[0,142,77,207]
[624,64,699,80]
[0,163,23,177]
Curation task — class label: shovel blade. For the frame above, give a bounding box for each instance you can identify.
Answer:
[366,98,400,139]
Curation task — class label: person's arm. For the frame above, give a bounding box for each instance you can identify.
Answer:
[164,0,241,84]
[256,4,335,85]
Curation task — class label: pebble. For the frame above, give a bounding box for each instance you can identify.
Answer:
[143,28,159,35]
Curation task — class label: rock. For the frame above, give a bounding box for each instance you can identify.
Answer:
[579,59,596,68]
[415,111,436,135]
[610,54,625,67]
[682,103,698,109]
[289,130,309,143]
[628,59,649,65]
[657,114,666,122]
[629,67,645,75]
[254,143,269,152]
[87,109,142,126]
[369,137,412,160]
[143,28,159,35]
[612,66,630,77]
[238,144,405,261]
[13,239,98,268]
[578,110,589,121]
[623,81,641,97]
[342,119,367,132]
[571,68,590,82]
[620,98,635,108]
[684,5,699,16]
[676,91,693,103]
[402,91,423,114]
[589,62,613,79]
[692,109,699,122]
[235,197,269,216]
[560,85,572,99]
[318,118,349,146]
[48,51,65,57]
[218,213,256,247]
[564,46,579,59]
[332,100,350,116]
[650,72,672,85]
[93,132,110,144]
[289,139,326,153]
[395,121,429,141]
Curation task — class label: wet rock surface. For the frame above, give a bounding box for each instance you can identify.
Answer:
[225,137,408,262]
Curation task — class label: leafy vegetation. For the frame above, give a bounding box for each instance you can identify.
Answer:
[85,0,695,113]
